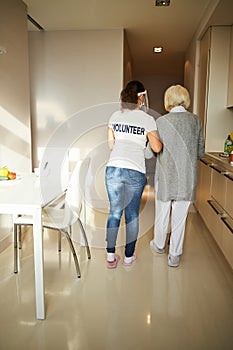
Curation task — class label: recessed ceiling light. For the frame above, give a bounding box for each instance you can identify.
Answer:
[155,0,170,6]
[153,47,163,53]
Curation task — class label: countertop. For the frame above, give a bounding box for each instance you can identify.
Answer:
[203,152,233,177]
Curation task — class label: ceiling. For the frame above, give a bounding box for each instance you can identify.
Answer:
[23,0,233,76]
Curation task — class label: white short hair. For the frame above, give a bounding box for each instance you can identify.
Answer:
[164,85,190,111]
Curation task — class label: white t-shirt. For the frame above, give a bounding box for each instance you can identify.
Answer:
[107,109,157,173]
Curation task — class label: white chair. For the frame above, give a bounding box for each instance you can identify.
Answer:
[13,158,91,278]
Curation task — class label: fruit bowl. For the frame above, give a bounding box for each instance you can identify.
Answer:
[0,166,19,186]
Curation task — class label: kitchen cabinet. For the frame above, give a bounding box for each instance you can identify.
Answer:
[221,215,233,268]
[206,199,224,248]
[207,193,233,269]
[196,155,233,269]
[211,164,227,209]
[225,173,233,218]
[227,25,233,108]
[196,158,223,248]
[197,27,210,132]
[197,26,232,152]
[195,158,212,217]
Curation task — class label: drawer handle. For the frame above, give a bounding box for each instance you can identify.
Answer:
[221,217,233,234]
[200,159,211,166]
[209,165,228,174]
[209,165,221,172]
[207,200,224,216]
[224,173,233,181]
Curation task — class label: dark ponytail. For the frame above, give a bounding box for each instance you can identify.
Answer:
[120,80,145,110]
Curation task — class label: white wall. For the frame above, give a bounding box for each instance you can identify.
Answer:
[29,29,124,166]
[29,29,125,248]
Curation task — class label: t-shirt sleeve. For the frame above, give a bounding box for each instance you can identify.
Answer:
[147,115,157,132]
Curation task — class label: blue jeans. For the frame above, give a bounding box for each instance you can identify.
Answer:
[105,166,146,257]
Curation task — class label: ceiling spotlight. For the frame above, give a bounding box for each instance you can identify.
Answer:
[155,0,170,6]
[153,47,163,53]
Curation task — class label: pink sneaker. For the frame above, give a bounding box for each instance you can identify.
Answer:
[106,254,120,269]
[123,253,137,266]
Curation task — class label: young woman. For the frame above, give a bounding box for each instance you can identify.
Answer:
[105,80,162,268]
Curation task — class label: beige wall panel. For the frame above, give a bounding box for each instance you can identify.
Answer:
[0,0,31,247]
[206,27,233,152]
[0,0,31,172]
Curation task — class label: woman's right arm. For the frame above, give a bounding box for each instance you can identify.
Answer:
[147,130,162,153]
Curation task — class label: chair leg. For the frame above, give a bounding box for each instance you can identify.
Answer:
[18,225,22,249]
[78,218,91,259]
[14,224,18,273]
[69,225,72,238]
[58,231,61,252]
[61,230,81,278]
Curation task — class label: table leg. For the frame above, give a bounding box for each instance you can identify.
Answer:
[33,207,45,320]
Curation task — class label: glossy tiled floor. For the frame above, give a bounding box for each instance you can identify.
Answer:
[0,191,233,350]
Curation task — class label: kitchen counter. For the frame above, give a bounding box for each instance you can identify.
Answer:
[197,152,233,270]
[203,152,233,177]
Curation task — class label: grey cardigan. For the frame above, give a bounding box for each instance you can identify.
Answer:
[155,111,205,202]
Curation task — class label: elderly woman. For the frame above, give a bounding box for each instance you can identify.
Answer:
[150,85,205,267]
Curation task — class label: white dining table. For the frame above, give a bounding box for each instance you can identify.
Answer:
[0,172,59,320]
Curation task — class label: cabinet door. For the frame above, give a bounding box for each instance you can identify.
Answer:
[225,174,233,218]
[195,161,202,211]
[227,26,233,107]
[207,204,233,269]
[197,28,211,136]
[195,159,212,216]
[198,26,232,152]
[211,166,227,209]
[206,199,223,248]
[221,215,233,269]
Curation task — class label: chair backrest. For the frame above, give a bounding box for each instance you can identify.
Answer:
[63,157,90,226]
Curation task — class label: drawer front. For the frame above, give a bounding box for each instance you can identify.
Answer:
[206,200,223,247]
[225,174,233,218]
[196,160,212,212]
[211,168,227,208]
[221,215,233,269]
